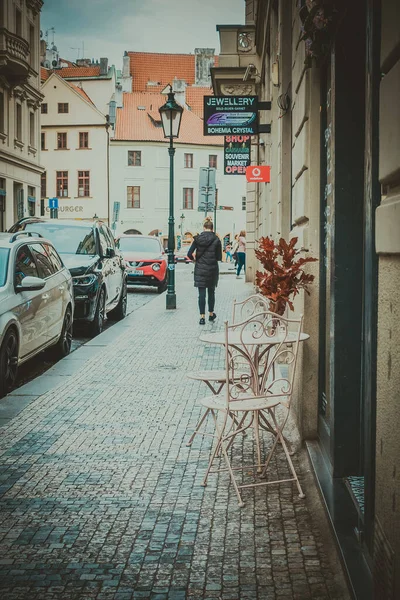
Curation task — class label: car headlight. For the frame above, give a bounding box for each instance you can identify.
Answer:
[152,263,161,272]
[72,274,98,286]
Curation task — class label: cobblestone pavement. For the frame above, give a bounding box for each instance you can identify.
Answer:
[14,286,157,389]
[0,269,351,600]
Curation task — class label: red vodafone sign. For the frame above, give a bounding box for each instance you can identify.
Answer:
[246,165,271,182]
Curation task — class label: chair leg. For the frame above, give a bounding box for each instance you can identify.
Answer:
[254,411,263,473]
[213,414,245,507]
[186,408,210,446]
[270,411,305,499]
[202,409,224,487]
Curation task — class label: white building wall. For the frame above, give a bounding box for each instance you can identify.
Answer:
[110,141,246,243]
[66,73,116,116]
[40,75,109,221]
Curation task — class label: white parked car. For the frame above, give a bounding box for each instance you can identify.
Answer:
[0,232,74,397]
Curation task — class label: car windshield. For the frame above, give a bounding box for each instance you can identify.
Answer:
[0,248,10,286]
[117,237,161,253]
[21,223,96,255]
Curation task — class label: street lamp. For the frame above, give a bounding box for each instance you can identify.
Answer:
[180,213,185,242]
[159,85,183,310]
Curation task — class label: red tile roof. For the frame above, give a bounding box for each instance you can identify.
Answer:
[67,82,94,105]
[54,65,102,78]
[128,52,218,93]
[41,67,50,82]
[114,92,223,147]
[186,87,212,118]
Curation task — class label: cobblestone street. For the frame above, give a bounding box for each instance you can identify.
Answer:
[0,269,351,600]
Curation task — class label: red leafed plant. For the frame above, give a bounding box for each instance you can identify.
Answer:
[255,237,318,315]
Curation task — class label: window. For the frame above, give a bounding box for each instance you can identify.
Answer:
[242,196,246,210]
[29,244,54,279]
[16,103,22,141]
[184,153,193,168]
[15,7,22,37]
[44,243,63,273]
[183,188,194,210]
[79,132,89,149]
[15,246,38,286]
[127,186,140,208]
[78,171,90,197]
[56,171,68,197]
[29,112,35,147]
[28,186,35,217]
[57,132,67,149]
[41,132,46,150]
[41,172,47,198]
[29,24,35,65]
[58,103,69,114]
[41,103,48,114]
[209,155,218,169]
[0,91,5,133]
[128,150,141,166]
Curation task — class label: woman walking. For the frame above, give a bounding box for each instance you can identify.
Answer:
[236,230,246,278]
[187,219,222,325]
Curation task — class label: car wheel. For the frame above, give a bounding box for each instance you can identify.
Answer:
[90,287,106,336]
[54,307,73,359]
[0,328,19,398]
[157,279,167,294]
[108,280,127,321]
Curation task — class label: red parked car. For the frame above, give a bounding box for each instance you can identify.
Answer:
[116,235,167,293]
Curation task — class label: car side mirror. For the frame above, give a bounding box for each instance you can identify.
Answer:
[104,247,116,259]
[16,276,46,292]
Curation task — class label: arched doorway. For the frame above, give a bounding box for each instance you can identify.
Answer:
[124,229,142,235]
[148,229,161,237]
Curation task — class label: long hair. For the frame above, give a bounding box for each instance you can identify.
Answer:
[239,230,246,237]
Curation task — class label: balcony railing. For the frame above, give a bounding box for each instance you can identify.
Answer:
[0,28,30,84]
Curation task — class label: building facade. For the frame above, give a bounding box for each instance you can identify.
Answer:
[211,0,400,598]
[110,91,246,243]
[0,0,43,230]
[40,73,109,221]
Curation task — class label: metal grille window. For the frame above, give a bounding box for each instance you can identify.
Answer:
[128,150,141,166]
[57,132,67,149]
[242,196,246,210]
[41,103,48,114]
[16,103,22,141]
[29,112,35,146]
[28,186,36,217]
[56,171,68,197]
[78,171,90,197]
[184,153,193,168]
[209,155,217,169]
[41,172,47,199]
[41,132,46,150]
[58,103,69,114]
[127,186,140,208]
[0,91,5,133]
[79,132,89,149]
[183,188,194,210]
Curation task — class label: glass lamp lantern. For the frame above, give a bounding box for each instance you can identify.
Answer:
[159,86,183,139]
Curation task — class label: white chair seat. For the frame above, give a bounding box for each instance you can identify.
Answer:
[199,393,281,412]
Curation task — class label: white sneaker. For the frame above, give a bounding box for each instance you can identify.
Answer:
[236,275,241,279]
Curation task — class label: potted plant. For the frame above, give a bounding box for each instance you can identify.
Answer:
[255,236,317,316]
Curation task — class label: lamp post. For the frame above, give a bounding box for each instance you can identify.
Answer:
[159,86,183,310]
[180,213,185,244]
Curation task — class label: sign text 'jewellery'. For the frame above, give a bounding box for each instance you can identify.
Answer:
[204,95,258,136]
[224,135,251,175]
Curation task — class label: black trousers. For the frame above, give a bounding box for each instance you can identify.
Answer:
[198,286,215,314]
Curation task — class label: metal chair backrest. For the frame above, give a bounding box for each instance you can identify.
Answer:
[231,294,270,324]
[223,311,303,409]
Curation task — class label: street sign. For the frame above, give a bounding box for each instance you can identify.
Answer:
[112,201,120,223]
[203,96,258,136]
[198,167,216,212]
[49,197,58,209]
[224,135,251,175]
[246,165,271,182]
[218,206,234,211]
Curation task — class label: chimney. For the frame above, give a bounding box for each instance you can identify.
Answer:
[172,78,187,109]
[114,84,123,108]
[100,57,108,76]
[121,51,132,92]
[195,48,215,86]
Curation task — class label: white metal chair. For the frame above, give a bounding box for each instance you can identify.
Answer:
[199,312,305,507]
[186,294,269,446]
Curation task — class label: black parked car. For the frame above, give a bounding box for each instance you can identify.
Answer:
[9,218,127,336]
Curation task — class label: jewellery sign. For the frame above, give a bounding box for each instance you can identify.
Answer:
[224,135,251,175]
[204,96,258,136]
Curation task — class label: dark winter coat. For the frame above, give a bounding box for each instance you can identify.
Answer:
[187,231,222,288]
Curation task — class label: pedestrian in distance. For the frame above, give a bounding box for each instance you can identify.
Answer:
[236,230,246,278]
[225,243,233,263]
[187,219,222,325]
[232,234,239,269]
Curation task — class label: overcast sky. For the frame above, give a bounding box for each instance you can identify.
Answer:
[41,0,245,69]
